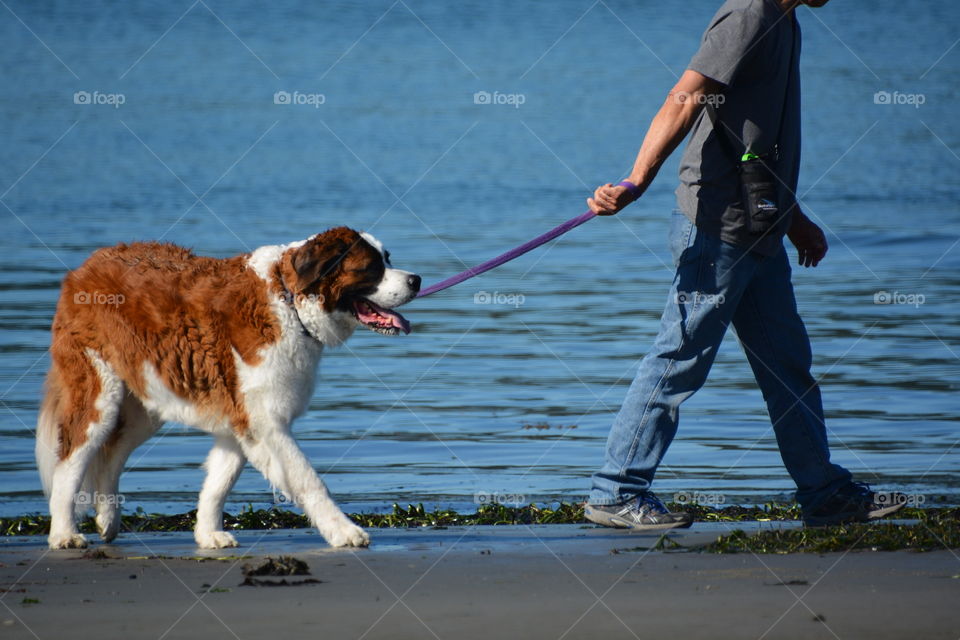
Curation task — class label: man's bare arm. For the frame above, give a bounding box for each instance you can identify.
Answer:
[588,69,724,215]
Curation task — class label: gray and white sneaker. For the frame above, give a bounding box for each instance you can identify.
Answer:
[585,493,693,531]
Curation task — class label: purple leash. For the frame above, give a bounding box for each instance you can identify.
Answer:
[415,182,640,298]
[416,209,596,298]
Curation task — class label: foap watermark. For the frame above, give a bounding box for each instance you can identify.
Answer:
[73,90,126,109]
[273,489,296,507]
[673,491,725,507]
[279,291,325,306]
[73,290,125,306]
[75,491,125,507]
[676,290,725,307]
[272,491,332,510]
[473,90,525,109]
[671,91,725,107]
[876,492,925,507]
[474,290,525,308]
[873,290,925,308]
[873,90,925,109]
[274,90,326,108]
[474,490,526,506]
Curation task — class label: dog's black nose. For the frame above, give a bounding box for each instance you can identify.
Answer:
[408,274,421,292]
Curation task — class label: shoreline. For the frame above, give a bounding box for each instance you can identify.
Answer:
[4,504,958,554]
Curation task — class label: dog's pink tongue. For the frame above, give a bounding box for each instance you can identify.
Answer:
[357,302,411,334]
[383,308,411,334]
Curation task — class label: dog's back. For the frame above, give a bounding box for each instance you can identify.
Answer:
[38,242,271,480]
[37,243,260,546]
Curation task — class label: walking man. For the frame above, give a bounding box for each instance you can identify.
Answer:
[584,0,904,529]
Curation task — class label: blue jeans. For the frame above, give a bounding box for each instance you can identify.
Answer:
[589,212,851,511]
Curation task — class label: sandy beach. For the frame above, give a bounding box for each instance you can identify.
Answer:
[2,523,957,639]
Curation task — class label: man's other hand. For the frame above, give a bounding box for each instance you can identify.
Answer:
[788,209,828,267]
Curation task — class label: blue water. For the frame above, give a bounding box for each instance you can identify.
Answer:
[1,1,958,516]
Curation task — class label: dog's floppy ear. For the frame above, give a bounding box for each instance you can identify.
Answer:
[288,227,359,294]
[291,242,347,293]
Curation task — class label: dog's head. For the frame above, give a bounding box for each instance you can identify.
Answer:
[280,227,420,339]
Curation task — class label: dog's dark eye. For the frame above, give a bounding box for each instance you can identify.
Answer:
[349,264,383,277]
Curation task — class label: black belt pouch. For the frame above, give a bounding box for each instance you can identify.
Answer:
[738,157,781,237]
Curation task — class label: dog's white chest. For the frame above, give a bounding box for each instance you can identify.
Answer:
[235,323,324,427]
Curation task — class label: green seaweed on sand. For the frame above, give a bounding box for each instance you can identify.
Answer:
[702,511,960,554]
[2,513,52,536]
[77,548,118,560]
[351,502,588,527]
[609,510,960,554]
[3,503,958,552]
[241,556,310,577]
[669,502,806,521]
[240,555,321,587]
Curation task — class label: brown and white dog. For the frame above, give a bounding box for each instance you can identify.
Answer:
[36,227,420,549]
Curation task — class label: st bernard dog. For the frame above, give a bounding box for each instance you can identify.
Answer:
[36,227,420,549]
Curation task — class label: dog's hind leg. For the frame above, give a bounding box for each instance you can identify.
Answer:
[92,393,156,542]
[194,434,246,549]
[46,349,124,549]
[238,430,369,548]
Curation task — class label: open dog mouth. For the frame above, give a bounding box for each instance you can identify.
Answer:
[353,298,411,336]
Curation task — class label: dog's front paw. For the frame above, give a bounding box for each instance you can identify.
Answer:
[194,530,239,549]
[325,521,370,548]
[48,532,89,549]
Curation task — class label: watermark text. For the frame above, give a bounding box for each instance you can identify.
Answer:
[474,290,525,307]
[73,91,125,108]
[474,490,526,506]
[274,90,326,108]
[873,290,925,307]
[676,291,725,307]
[73,291,125,306]
[873,90,925,108]
[473,90,525,109]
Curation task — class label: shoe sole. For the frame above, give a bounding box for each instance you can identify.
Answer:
[803,499,906,527]
[584,506,693,531]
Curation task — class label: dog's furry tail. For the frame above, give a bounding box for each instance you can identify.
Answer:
[35,369,63,498]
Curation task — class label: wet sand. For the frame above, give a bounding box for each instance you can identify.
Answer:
[1,524,957,639]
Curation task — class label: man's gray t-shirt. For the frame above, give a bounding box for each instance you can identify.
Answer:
[675,0,801,256]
